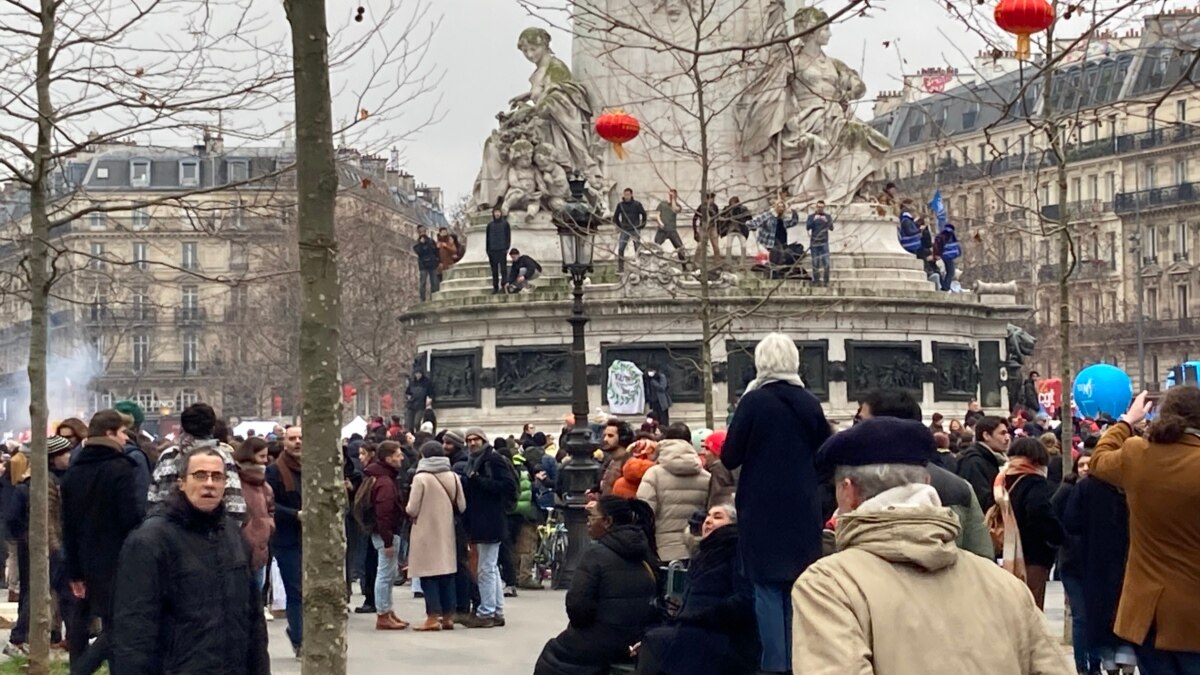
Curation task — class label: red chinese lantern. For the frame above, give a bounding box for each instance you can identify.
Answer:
[994,0,1055,61]
[380,392,394,413]
[595,109,640,160]
[272,395,283,416]
[342,384,357,403]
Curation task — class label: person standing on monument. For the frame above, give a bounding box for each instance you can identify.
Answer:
[806,200,833,287]
[691,192,722,266]
[485,207,512,295]
[614,188,647,272]
[750,200,801,280]
[413,225,441,301]
[653,189,687,264]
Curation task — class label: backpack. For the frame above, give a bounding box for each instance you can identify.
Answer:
[352,475,377,529]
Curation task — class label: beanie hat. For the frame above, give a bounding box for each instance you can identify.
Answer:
[465,427,487,443]
[442,429,465,450]
[419,421,434,433]
[113,400,145,429]
[46,435,72,457]
[703,429,727,457]
[815,417,935,474]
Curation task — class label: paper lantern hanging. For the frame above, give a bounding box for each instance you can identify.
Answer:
[595,109,640,160]
[994,0,1055,61]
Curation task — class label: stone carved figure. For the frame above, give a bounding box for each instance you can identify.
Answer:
[737,3,890,205]
[1005,324,1037,369]
[496,351,571,400]
[472,27,605,215]
[938,349,980,396]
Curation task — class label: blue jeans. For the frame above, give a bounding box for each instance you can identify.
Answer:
[475,542,503,618]
[941,257,957,290]
[421,574,456,616]
[810,244,830,286]
[617,229,641,270]
[1137,635,1200,675]
[753,582,793,673]
[372,534,400,615]
[274,546,302,648]
[1062,572,1099,673]
[418,268,439,301]
[254,566,267,596]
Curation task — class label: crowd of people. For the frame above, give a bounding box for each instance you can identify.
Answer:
[0,332,1195,674]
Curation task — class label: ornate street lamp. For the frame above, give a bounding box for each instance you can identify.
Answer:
[552,172,602,589]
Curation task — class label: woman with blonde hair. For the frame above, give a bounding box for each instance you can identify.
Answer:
[1038,432,1064,487]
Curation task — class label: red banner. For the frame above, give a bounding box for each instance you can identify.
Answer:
[1037,378,1062,416]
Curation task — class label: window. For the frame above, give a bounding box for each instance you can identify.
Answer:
[181,286,199,320]
[132,241,148,271]
[1108,115,1118,138]
[1179,285,1190,319]
[1108,232,1117,266]
[95,168,109,180]
[130,160,150,187]
[135,388,154,410]
[1147,106,1157,131]
[978,143,987,163]
[1176,158,1188,185]
[1070,177,1081,202]
[132,287,149,321]
[908,158,915,176]
[177,389,198,409]
[182,334,199,373]
[181,242,198,271]
[89,241,105,270]
[1146,225,1158,260]
[90,285,106,321]
[1088,175,1098,200]
[87,211,105,230]
[227,160,249,183]
[1178,99,1188,123]
[229,243,248,272]
[1147,287,1159,320]
[231,199,245,229]
[1178,222,1190,259]
[179,160,200,187]
[93,391,114,411]
[1145,164,1157,190]
[133,334,150,371]
[131,207,150,230]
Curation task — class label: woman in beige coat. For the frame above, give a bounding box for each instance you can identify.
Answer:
[637,423,710,562]
[406,441,466,631]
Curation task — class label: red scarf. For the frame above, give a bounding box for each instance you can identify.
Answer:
[273,451,301,493]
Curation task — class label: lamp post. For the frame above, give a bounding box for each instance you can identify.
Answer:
[553,172,602,589]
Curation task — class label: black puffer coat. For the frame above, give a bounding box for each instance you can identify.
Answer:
[110,495,269,675]
[534,525,659,675]
[638,524,759,675]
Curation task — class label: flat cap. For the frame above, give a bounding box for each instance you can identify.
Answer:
[816,417,935,472]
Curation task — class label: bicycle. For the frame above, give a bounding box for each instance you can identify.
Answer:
[532,507,569,590]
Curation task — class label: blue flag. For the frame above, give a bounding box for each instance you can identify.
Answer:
[929,189,948,233]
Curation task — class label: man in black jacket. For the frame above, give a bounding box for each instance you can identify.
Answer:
[61,410,145,675]
[111,447,269,675]
[413,225,441,301]
[614,188,646,272]
[461,428,517,628]
[485,207,512,294]
[266,425,302,655]
[405,370,434,432]
[505,248,542,293]
[956,415,1010,512]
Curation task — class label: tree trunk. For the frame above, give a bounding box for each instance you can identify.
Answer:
[25,0,59,671]
[284,0,347,671]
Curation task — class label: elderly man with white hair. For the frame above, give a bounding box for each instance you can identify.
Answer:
[794,416,1071,675]
[723,332,832,674]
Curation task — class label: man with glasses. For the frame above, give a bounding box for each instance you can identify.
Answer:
[61,409,145,675]
[461,428,517,628]
[111,447,269,674]
[956,416,1011,513]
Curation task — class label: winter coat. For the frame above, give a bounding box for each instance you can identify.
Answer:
[956,443,1003,512]
[405,376,433,411]
[436,235,458,272]
[5,476,63,554]
[124,438,152,513]
[645,371,671,412]
[485,217,512,252]
[611,453,654,499]
[1005,472,1063,568]
[1062,476,1130,654]
[1050,479,1082,577]
[704,456,736,506]
[533,524,659,675]
[111,496,269,675]
[406,460,465,578]
[463,446,517,544]
[236,466,275,570]
[60,436,145,617]
[792,505,1071,675]
[264,457,301,549]
[613,199,647,233]
[930,449,958,474]
[365,459,403,542]
[599,450,629,496]
[927,464,994,559]
[722,381,832,583]
[509,452,536,520]
[413,236,440,271]
[637,440,711,561]
[637,524,758,675]
[1089,421,1200,652]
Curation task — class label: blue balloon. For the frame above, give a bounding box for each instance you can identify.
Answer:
[1073,364,1133,419]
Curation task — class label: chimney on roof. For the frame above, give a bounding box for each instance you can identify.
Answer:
[203,127,224,155]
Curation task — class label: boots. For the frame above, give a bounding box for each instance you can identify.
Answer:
[439,615,455,630]
[375,613,408,630]
[413,614,442,632]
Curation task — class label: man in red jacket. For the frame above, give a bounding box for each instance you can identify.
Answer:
[365,441,410,630]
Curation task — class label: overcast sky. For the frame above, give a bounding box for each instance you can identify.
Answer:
[399,0,1152,204]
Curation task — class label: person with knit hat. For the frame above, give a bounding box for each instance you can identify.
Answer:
[611,438,656,499]
[112,400,152,511]
[700,429,736,506]
[461,428,516,628]
[793,416,1069,674]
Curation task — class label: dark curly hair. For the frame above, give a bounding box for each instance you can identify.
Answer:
[1147,385,1200,444]
[595,495,658,562]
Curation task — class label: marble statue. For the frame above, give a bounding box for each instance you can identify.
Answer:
[472,27,606,216]
[736,2,890,206]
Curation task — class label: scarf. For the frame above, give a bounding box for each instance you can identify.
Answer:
[993,456,1045,581]
[274,450,301,493]
[741,372,806,396]
[238,462,266,486]
[416,456,451,474]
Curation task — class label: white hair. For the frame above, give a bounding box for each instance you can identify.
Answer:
[834,463,931,501]
[754,332,799,379]
[711,502,737,522]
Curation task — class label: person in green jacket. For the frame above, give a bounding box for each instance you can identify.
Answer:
[501,441,543,592]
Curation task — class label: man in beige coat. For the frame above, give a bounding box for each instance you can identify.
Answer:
[794,416,1070,675]
[636,423,710,561]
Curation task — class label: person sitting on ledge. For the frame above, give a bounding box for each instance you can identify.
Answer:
[505,248,542,294]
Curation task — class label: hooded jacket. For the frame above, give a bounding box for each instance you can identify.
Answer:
[637,439,711,561]
[792,499,1070,675]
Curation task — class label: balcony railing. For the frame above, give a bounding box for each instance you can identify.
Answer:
[1114,182,1199,214]
[1039,199,1109,222]
[101,360,206,376]
[965,260,1030,283]
[174,306,207,324]
[1038,259,1117,282]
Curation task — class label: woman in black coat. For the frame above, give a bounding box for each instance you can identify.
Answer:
[534,497,659,675]
[1004,437,1064,610]
[636,505,758,675]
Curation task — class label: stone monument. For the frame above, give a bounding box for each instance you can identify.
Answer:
[404,13,1028,432]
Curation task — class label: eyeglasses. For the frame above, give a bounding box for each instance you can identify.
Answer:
[466,437,484,444]
[188,470,227,484]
